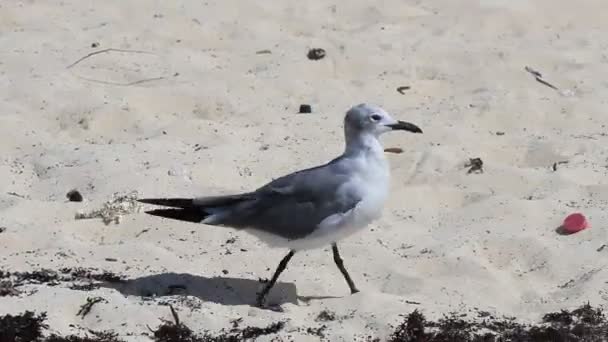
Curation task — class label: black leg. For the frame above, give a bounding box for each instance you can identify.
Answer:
[332,243,359,294]
[256,250,296,307]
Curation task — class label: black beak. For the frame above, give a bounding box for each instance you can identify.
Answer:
[386,121,423,133]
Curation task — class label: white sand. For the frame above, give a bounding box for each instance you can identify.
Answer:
[1,0,608,340]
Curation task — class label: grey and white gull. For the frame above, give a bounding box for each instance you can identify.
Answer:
[138,103,422,307]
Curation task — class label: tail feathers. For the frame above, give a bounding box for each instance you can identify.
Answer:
[144,208,209,223]
[138,194,253,209]
[193,194,254,207]
[139,194,253,224]
[137,198,194,208]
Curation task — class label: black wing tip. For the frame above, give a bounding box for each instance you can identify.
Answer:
[144,208,208,223]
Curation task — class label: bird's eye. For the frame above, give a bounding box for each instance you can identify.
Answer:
[371,114,382,121]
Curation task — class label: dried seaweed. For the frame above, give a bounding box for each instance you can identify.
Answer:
[0,311,48,342]
[388,303,608,342]
[0,280,21,297]
[150,306,284,342]
[77,297,107,318]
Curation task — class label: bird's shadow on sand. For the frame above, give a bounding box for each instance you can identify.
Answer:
[101,272,299,307]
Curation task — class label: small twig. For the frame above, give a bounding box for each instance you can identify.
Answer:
[552,160,569,171]
[67,48,155,69]
[571,133,608,140]
[405,300,421,305]
[524,66,542,78]
[384,147,404,154]
[135,228,150,238]
[397,86,411,94]
[74,75,167,87]
[535,77,559,90]
[77,296,106,318]
[6,192,26,199]
[524,66,559,90]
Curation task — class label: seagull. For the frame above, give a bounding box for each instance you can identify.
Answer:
[138,103,422,307]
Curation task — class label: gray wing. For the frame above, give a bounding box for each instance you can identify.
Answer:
[208,156,362,239]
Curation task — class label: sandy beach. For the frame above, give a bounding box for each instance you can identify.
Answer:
[2,0,608,340]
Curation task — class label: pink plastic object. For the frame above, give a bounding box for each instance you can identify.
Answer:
[562,213,589,234]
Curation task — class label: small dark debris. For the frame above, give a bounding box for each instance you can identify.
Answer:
[91,42,99,48]
[104,258,118,262]
[298,104,312,114]
[135,228,150,238]
[305,325,327,338]
[405,300,421,305]
[221,269,229,275]
[47,330,124,342]
[389,309,426,342]
[525,66,560,91]
[559,278,575,289]
[307,48,326,60]
[230,318,243,329]
[465,158,484,174]
[0,227,5,233]
[70,283,100,291]
[477,311,492,318]
[60,268,125,284]
[397,86,411,94]
[14,269,61,285]
[239,321,285,340]
[0,280,21,297]
[543,310,574,325]
[256,49,272,54]
[597,244,607,252]
[495,131,505,136]
[552,160,569,171]
[7,191,26,198]
[77,297,106,319]
[384,147,404,154]
[224,237,237,244]
[525,66,543,78]
[316,310,336,322]
[151,305,195,342]
[67,190,83,202]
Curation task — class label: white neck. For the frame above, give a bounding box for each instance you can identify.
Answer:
[344,131,384,157]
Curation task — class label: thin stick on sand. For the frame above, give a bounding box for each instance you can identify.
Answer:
[66,48,156,69]
[525,66,559,90]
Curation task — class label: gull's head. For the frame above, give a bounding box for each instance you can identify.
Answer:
[344,103,423,137]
